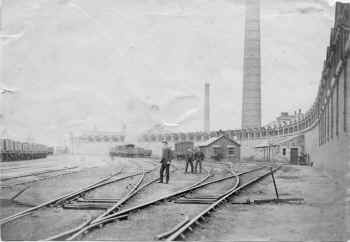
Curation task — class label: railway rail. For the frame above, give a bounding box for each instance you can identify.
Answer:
[0,170,80,188]
[0,166,79,182]
[48,166,211,240]
[62,166,266,240]
[0,164,160,225]
[166,166,281,241]
[1,161,170,240]
[2,163,274,241]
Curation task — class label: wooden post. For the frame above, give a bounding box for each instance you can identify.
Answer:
[263,148,266,160]
[270,167,279,199]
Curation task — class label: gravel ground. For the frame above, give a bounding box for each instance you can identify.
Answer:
[0,155,159,240]
[81,163,225,241]
[120,162,208,211]
[1,158,345,241]
[2,207,100,241]
[80,162,264,241]
[186,165,347,241]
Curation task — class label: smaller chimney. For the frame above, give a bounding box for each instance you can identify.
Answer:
[204,83,210,133]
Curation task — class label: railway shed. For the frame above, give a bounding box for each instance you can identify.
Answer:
[255,134,306,164]
[198,135,240,162]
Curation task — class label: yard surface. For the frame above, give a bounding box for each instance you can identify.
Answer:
[0,155,347,241]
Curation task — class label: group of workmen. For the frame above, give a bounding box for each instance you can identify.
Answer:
[184,147,204,174]
[159,140,205,184]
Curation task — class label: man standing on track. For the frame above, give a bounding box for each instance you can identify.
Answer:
[159,140,172,184]
[194,147,204,173]
[185,148,194,173]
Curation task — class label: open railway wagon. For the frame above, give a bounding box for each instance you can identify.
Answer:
[174,141,194,160]
[109,144,152,158]
[0,139,53,162]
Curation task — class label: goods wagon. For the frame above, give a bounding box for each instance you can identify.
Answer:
[109,144,152,158]
[0,139,52,162]
[174,141,194,160]
[47,147,54,155]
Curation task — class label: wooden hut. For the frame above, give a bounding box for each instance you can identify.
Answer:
[198,135,240,162]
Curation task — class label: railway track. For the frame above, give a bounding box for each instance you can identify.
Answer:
[0,166,79,182]
[45,164,205,240]
[0,171,81,189]
[2,162,276,241]
[58,165,267,240]
[0,163,160,225]
[0,160,171,241]
[165,166,281,241]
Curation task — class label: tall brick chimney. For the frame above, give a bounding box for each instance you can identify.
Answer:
[241,0,261,129]
[204,83,210,132]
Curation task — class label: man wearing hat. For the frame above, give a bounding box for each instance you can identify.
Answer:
[159,140,172,184]
[185,148,194,173]
[194,147,204,173]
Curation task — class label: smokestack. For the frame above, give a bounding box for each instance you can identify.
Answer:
[241,0,262,129]
[204,83,210,132]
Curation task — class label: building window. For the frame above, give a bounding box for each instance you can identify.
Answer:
[228,146,235,156]
[212,146,223,161]
[213,146,221,155]
[282,148,286,156]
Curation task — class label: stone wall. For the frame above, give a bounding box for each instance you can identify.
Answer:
[303,49,350,181]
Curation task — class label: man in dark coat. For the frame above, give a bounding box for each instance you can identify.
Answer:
[159,140,172,184]
[185,148,194,173]
[194,148,204,173]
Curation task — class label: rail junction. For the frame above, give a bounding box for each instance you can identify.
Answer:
[1,160,282,241]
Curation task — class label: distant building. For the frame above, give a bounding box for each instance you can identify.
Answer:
[70,130,125,155]
[265,109,304,127]
[276,112,296,123]
[255,134,305,164]
[54,146,69,155]
[198,135,240,162]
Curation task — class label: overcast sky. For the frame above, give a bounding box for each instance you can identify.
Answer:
[0,0,342,145]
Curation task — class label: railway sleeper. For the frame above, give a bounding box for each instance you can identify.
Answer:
[174,200,216,204]
[62,203,111,210]
[175,200,217,202]
[194,220,202,226]
[231,197,304,205]
[184,195,220,199]
[76,198,121,203]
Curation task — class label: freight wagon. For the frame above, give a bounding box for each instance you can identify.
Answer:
[174,141,194,160]
[0,139,52,162]
[109,144,152,158]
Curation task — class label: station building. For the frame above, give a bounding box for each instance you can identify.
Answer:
[255,135,305,164]
[198,135,241,162]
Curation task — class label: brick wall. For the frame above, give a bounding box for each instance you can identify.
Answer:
[304,58,350,182]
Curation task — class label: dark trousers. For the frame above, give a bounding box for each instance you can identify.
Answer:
[194,159,202,173]
[160,163,170,183]
[185,159,194,173]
